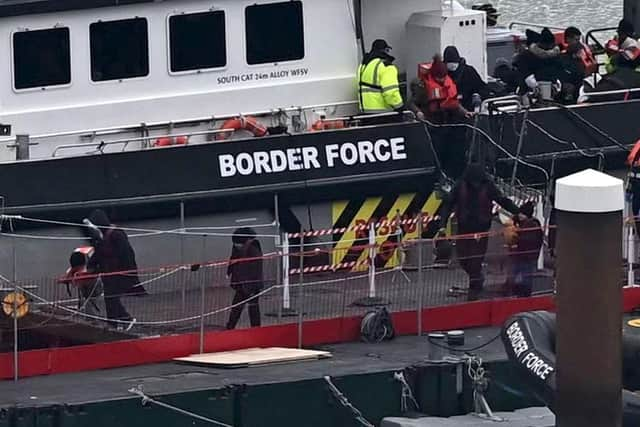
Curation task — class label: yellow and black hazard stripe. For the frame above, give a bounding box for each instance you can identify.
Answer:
[331,192,445,270]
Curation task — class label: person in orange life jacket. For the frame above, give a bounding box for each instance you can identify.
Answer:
[438,163,525,301]
[559,27,598,103]
[507,202,543,298]
[86,209,145,331]
[226,228,263,329]
[605,19,640,73]
[410,57,473,179]
[443,46,488,111]
[60,249,102,316]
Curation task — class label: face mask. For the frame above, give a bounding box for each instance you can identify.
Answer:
[446,62,459,72]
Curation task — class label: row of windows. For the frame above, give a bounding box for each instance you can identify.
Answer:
[13,1,305,90]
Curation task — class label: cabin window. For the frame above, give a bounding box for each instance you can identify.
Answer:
[169,11,227,72]
[90,18,149,82]
[245,1,304,65]
[13,27,71,90]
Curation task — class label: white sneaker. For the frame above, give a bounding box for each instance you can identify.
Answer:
[124,318,137,332]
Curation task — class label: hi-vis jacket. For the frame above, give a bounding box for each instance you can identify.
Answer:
[358,58,404,113]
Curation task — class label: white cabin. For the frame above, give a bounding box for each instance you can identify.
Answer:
[0,0,487,161]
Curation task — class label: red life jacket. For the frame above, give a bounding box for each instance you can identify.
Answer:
[578,43,598,75]
[423,74,460,113]
[627,139,640,168]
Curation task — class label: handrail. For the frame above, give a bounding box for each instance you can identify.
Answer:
[585,26,617,52]
[481,95,522,112]
[582,87,640,98]
[508,21,565,31]
[0,100,359,144]
[51,128,237,157]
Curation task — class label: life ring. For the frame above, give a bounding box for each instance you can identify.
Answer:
[311,119,346,131]
[215,116,268,141]
[501,311,640,425]
[153,136,189,147]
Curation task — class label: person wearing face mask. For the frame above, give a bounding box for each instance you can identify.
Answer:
[438,163,524,301]
[443,46,488,111]
[226,228,263,329]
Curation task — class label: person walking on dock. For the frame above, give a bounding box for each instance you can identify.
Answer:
[85,209,145,331]
[439,164,524,301]
[226,228,263,329]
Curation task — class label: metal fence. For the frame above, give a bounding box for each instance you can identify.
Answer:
[2,210,638,373]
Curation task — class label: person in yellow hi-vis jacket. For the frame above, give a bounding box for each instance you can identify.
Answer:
[358,39,404,114]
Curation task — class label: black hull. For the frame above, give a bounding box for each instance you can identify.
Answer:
[2,100,638,223]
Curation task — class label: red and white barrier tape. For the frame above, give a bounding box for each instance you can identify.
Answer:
[287,215,438,239]
[289,259,370,275]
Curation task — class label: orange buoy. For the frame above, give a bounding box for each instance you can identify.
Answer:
[215,116,268,141]
[311,119,346,131]
[153,136,189,147]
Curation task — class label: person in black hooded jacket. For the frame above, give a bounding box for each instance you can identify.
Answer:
[226,228,263,329]
[443,46,489,111]
[85,209,145,330]
[439,164,524,300]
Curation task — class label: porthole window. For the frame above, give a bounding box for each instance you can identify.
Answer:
[169,11,227,72]
[245,1,304,65]
[90,18,149,82]
[13,27,71,90]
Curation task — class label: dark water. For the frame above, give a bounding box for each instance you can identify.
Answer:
[460,0,621,32]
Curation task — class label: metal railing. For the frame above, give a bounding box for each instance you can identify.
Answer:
[508,21,565,31]
[51,128,238,157]
[0,100,360,146]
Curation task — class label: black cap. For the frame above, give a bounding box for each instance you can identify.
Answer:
[618,18,635,36]
[443,46,461,63]
[539,27,556,47]
[371,39,391,51]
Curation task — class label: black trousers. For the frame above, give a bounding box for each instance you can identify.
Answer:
[226,287,261,329]
[103,279,132,325]
[103,293,132,325]
[456,232,489,301]
[431,127,468,180]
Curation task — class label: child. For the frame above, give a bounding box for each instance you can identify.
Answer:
[510,202,544,297]
[60,247,102,316]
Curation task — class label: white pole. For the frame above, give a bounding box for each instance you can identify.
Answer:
[283,233,291,309]
[368,223,376,298]
[629,223,636,286]
[536,196,545,270]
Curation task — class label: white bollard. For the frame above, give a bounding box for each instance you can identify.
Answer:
[368,223,376,298]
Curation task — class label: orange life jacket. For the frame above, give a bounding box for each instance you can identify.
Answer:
[578,43,598,75]
[627,139,640,168]
[423,74,459,113]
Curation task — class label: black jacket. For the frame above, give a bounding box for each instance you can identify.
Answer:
[448,59,489,110]
[441,179,520,233]
[87,227,143,295]
[227,239,264,292]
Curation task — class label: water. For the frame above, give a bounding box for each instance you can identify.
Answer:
[460,0,622,32]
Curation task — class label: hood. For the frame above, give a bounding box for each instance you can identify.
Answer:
[88,209,111,229]
[443,46,461,63]
[232,227,257,245]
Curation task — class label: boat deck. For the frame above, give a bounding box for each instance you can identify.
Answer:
[0,328,506,408]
